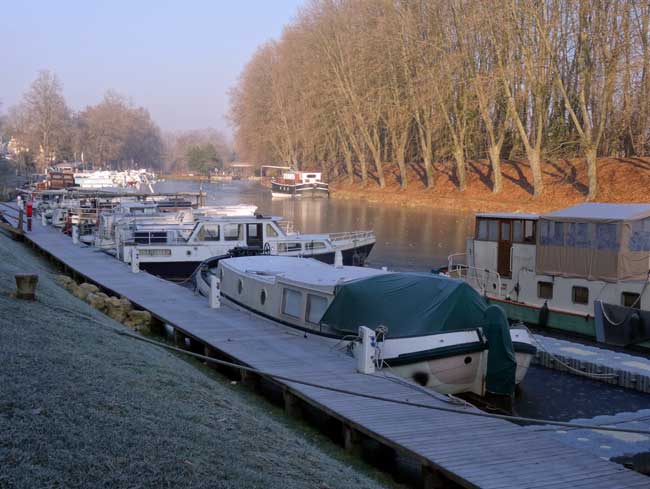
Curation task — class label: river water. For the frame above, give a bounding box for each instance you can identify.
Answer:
[154,179,650,422]
[154,179,473,271]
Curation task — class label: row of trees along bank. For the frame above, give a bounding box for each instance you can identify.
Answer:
[229,0,650,199]
[1,71,232,174]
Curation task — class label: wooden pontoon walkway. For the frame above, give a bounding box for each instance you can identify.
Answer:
[3,212,649,489]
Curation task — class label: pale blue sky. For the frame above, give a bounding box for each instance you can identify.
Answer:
[2,0,305,136]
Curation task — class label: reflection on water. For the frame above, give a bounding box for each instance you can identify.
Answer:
[155,179,474,271]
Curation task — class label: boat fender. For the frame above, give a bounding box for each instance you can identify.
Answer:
[539,301,549,328]
[629,312,641,333]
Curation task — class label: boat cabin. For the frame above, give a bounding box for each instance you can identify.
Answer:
[277,171,323,185]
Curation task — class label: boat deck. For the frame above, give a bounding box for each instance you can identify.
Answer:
[2,209,649,488]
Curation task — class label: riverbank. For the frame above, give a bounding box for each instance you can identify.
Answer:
[330,157,650,213]
[0,231,396,489]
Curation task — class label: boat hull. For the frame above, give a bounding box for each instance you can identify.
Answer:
[271,181,329,198]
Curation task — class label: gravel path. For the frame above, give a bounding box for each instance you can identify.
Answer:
[0,231,397,489]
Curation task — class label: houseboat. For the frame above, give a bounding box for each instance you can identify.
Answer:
[119,215,375,280]
[200,256,535,397]
[271,170,329,198]
[448,203,650,350]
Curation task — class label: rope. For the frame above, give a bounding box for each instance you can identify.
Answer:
[525,326,618,379]
[109,327,650,436]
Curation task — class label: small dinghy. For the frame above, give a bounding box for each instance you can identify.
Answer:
[199,256,535,398]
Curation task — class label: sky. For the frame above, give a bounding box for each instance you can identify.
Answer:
[2,0,306,138]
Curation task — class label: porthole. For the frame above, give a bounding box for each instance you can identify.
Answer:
[260,289,267,305]
[238,279,243,294]
[464,356,472,365]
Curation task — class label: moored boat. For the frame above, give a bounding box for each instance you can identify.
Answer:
[199,255,535,398]
[448,203,650,350]
[271,170,329,198]
[119,215,375,280]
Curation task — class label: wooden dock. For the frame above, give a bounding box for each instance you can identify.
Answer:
[3,212,649,489]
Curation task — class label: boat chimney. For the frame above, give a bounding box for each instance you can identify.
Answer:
[334,249,343,268]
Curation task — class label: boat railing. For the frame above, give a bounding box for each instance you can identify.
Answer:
[329,230,375,242]
[447,253,502,297]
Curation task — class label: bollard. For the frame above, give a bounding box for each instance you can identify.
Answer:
[41,213,47,226]
[131,248,140,273]
[209,274,221,308]
[27,218,32,232]
[72,225,79,244]
[14,274,38,300]
[17,209,24,231]
[334,249,343,268]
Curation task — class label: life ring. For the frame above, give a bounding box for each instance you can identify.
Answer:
[263,242,272,255]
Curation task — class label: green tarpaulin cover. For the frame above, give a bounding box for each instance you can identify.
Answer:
[320,272,517,395]
[321,273,489,338]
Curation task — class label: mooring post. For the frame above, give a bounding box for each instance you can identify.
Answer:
[14,274,38,300]
[17,209,24,231]
[422,465,446,489]
[72,225,79,244]
[240,369,258,389]
[131,248,140,273]
[283,389,302,418]
[342,424,364,456]
[41,212,47,226]
[209,275,221,308]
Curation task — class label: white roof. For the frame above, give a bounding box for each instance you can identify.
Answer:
[477,212,539,220]
[221,256,385,287]
[542,203,650,221]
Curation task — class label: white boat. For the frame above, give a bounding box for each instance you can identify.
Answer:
[200,256,535,397]
[271,170,329,198]
[118,215,376,280]
[448,203,650,350]
[74,169,156,191]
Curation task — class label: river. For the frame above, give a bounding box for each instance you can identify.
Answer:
[154,179,474,271]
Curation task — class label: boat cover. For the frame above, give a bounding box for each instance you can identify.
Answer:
[537,203,650,281]
[321,272,488,337]
[320,273,517,395]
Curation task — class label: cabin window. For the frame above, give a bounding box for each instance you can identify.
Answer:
[540,221,564,246]
[282,288,302,318]
[477,219,489,240]
[278,242,302,253]
[596,223,619,251]
[247,223,260,239]
[265,224,279,238]
[260,289,267,305]
[622,292,641,309]
[513,220,523,242]
[537,281,553,299]
[237,279,243,295]
[223,224,243,241]
[524,220,535,243]
[306,294,328,324]
[305,174,317,179]
[572,286,589,305]
[567,223,591,248]
[488,220,499,241]
[500,221,511,241]
[629,218,650,252]
[305,241,326,250]
[197,223,220,241]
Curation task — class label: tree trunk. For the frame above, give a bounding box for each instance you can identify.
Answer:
[528,149,544,197]
[396,146,407,190]
[585,146,598,200]
[370,147,385,188]
[343,149,354,185]
[359,158,368,187]
[453,149,467,192]
[424,154,435,189]
[488,144,503,194]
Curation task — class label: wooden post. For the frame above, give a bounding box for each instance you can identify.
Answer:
[173,328,185,347]
[17,209,23,231]
[14,274,38,300]
[422,465,446,489]
[283,389,302,418]
[342,425,364,457]
[240,369,258,389]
